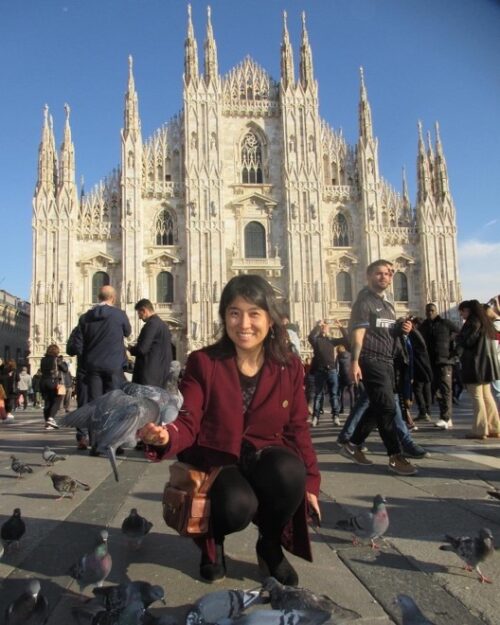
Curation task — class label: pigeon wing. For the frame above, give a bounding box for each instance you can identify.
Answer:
[62,399,99,429]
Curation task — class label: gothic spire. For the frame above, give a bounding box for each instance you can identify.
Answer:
[416,120,432,204]
[358,67,373,143]
[124,55,141,136]
[299,11,314,89]
[402,166,410,206]
[434,121,450,199]
[59,103,76,187]
[184,4,199,85]
[36,104,57,192]
[204,5,218,85]
[280,10,295,90]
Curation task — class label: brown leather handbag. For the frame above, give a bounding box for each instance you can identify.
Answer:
[162,462,221,536]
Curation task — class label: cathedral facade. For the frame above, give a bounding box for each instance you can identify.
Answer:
[30,8,460,366]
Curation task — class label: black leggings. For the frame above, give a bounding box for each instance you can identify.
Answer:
[209,446,306,543]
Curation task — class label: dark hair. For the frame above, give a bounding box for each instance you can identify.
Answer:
[135,298,154,312]
[205,274,291,364]
[45,344,60,357]
[458,299,496,339]
[366,259,393,275]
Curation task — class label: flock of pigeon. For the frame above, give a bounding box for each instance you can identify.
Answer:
[1,376,498,624]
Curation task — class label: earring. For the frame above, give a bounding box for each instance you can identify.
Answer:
[270,327,275,339]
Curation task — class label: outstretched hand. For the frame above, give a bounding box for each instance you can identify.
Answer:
[137,422,170,447]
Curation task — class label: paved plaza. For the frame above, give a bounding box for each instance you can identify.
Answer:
[1,395,500,624]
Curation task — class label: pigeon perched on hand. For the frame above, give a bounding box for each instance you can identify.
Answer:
[1,508,26,552]
[439,527,495,583]
[396,594,436,625]
[93,580,165,611]
[10,455,33,478]
[42,446,66,466]
[5,578,49,625]
[70,529,112,593]
[186,588,263,625]
[262,577,359,622]
[47,471,90,500]
[62,381,182,481]
[121,509,153,549]
[335,494,389,548]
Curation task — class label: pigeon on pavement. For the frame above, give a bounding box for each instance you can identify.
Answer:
[5,578,49,625]
[70,529,112,593]
[214,609,331,625]
[42,446,66,465]
[121,509,153,549]
[262,577,360,622]
[10,455,33,478]
[1,508,26,552]
[186,588,263,625]
[335,494,389,548]
[47,471,90,500]
[396,594,436,625]
[93,581,166,611]
[439,527,495,583]
[62,382,181,481]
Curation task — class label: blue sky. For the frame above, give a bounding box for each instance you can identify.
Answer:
[1,0,499,303]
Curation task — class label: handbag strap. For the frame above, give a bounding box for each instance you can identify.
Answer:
[198,467,222,495]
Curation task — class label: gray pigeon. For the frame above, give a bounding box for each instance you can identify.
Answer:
[1,508,26,552]
[214,609,331,625]
[335,494,389,548]
[262,577,360,622]
[62,388,165,481]
[70,529,112,592]
[186,588,263,625]
[10,455,33,478]
[439,527,494,583]
[396,595,436,625]
[93,581,166,610]
[42,446,66,465]
[122,381,182,425]
[121,508,153,549]
[47,471,90,500]
[90,599,145,625]
[5,578,49,625]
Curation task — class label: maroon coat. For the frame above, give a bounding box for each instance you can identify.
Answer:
[154,349,321,561]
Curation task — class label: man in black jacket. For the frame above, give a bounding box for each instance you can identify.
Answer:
[128,299,172,388]
[418,303,459,429]
[79,285,131,401]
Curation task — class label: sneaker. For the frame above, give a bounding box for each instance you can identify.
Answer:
[408,423,419,432]
[435,419,453,430]
[77,437,89,450]
[402,443,430,459]
[388,454,418,475]
[332,414,341,426]
[340,442,373,465]
[4,414,15,421]
[45,417,59,429]
[415,413,432,422]
[311,416,319,428]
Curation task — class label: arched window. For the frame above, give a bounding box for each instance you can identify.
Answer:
[241,132,263,184]
[92,271,110,303]
[157,271,174,303]
[155,209,174,246]
[332,214,349,247]
[336,272,352,303]
[244,221,266,258]
[393,271,408,302]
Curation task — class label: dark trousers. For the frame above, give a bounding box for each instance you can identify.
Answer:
[432,364,453,421]
[87,369,125,402]
[42,390,62,421]
[18,390,29,408]
[313,368,340,417]
[350,359,400,456]
[208,447,306,544]
[413,379,432,416]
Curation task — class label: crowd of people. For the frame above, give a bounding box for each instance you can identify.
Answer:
[0,269,499,589]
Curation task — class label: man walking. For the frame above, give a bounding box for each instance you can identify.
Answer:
[418,303,459,429]
[341,259,417,475]
[78,285,131,401]
[128,299,172,388]
[308,319,347,427]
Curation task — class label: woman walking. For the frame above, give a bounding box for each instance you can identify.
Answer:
[39,344,68,429]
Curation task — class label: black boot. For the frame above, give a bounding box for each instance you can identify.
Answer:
[200,541,226,583]
[256,536,298,586]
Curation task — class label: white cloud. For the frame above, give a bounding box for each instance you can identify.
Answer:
[458,238,500,302]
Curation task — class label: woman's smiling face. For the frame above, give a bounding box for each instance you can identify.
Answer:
[224,296,273,355]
